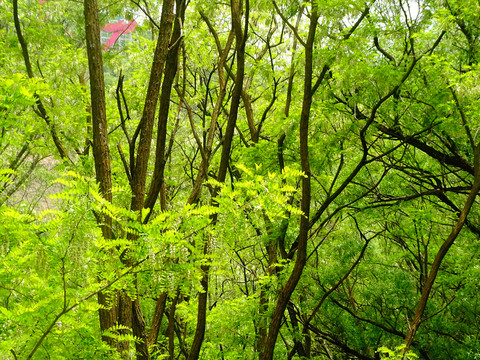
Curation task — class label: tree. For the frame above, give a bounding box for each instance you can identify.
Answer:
[2,0,480,359]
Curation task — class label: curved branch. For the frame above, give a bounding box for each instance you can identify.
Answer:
[13,0,70,161]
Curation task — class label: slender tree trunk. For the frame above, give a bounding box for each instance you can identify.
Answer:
[83,0,116,347]
[148,292,168,347]
[168,293,180,360]
[130,4,186,357]
[145,0,186,215]
[257,214,279,353]
[186,26,234,205]
[13,0,69,161]
[120,1,175,358]
[403,142,480,353]
[186,2,248,359]
[286,301,309,359]
[130,0,175,214]
[260,4,318,360]
[258,8,303,354]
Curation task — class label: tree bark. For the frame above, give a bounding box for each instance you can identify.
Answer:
[122,1,175,358]
[186,1,248,359]
[260,4,318,360]
[257,8,303,353]
[144,0,186,216]
[83,0,116,346]
[148,292,168,347]
[130,0,175,214]
[168,292,180,360]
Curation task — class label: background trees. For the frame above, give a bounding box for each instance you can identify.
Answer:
[1,0,480,359]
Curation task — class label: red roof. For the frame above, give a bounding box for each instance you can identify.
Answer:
[101,19,137,49]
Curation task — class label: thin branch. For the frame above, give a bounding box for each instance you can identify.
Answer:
[303,226,371,328]
[449,85,475,150]
[374,36,397,63]
[343,5,371,40]
[175,85,207,163]
[271,1,306,47]
[117,144,132,183]
[116,71,132,146]
[375,186,470,203]
[130,0,160,29]
[13,0,70,162]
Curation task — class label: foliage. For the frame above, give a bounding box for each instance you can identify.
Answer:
[2,0,480,359]
[377,345,418,359]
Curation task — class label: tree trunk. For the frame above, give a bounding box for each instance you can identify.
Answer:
[260,4,318,360]
[123,1,175,358]
[168,292,180,359]
[129,0,175,214]
[83,0,116,347]
[404,141,480,353]
[144,0,186,216]
[148,292,168,347]
[186,1,248,359]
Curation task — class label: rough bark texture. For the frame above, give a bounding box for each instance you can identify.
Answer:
[148,292,168,347]
[130,0,175,214]
[144,0,186,215]
[132,294,150,359]
[123,1,175,358]
[83,0,115,345]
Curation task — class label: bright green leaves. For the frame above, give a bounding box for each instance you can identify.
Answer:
[211,163,304,221]
[0,188,106,358]
[0,73,45,134]
[378,345,419,359]
[2,0,480,357]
